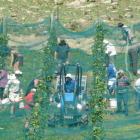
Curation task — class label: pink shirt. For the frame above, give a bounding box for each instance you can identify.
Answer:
[0,70,8,88]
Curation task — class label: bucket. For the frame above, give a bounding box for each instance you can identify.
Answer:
[109,98,117,109]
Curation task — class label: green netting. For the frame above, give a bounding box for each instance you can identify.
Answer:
[2,17,139,49]
[0,15,140,140]
[6,17,50,34]
[0,16,138,48]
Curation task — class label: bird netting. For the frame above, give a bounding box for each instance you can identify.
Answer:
[0,16,140,140]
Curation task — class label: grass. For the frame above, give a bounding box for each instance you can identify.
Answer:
[0,0,140,139]
[0,47,140,140]
[104,90,140,140]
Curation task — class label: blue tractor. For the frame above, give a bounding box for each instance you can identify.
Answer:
[48,63,89,127]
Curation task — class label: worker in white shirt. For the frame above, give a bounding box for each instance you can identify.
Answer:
[4,70,23,117]
[104,40,117,66]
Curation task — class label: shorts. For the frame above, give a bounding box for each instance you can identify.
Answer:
[9,93,20,102]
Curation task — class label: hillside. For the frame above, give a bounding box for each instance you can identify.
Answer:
[0,0,140,30]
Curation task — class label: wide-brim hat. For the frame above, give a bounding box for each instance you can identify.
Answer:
[103,39,109,44]
[31,88,36,92]
[117,69,124,74]
[66,73,72,79]
[15,70,22,75]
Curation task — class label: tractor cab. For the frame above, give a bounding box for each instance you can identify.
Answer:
[48,63,88,127]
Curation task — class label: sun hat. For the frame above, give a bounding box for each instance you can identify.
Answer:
[15,70,22,75]
[65,73,72,79]
[103,39,109,44]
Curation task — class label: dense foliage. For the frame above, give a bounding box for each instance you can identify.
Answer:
[90,23,106,140]
[26,18,56,140]
[0,34,9,69]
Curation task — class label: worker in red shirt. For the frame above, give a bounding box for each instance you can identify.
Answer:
[23,88,36,110]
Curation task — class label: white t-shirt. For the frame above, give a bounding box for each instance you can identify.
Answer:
[105,43,117,56]
[135,78,140,93]
[4,78,22,94]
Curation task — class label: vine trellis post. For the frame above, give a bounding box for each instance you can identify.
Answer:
[26,14,57,140]
[90,22,106,140]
